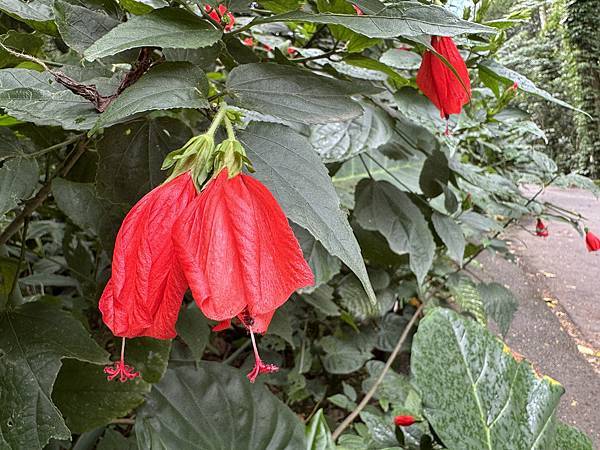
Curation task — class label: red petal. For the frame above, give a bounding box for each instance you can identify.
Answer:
[586,231,600,252]
[100,173,197,339]
[416,36,471,118]
[212,319,232,332]
[173,170,314,327]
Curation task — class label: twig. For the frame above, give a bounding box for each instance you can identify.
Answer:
[0,43,155,112]
[223,340,251,365]
[291,49,342,63]
[331,304,424,441]
[8,218,29,297]
[25,134,84,159]
[0,140,87,246]
[110,418,135,425]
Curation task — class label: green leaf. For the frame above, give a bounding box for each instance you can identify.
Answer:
[92,62,209,131]
[0,68,99,130]
[375,312,410,352]
[119,0,168,15]
[0,302,108,449]
[52,359,150,433]
[319,333,373,374]
[308,101,393,163]
[305,409,335,450]
[551,422,592,450]
[380,48,422,70]
[227,63,364,124]
[0,156,38,216]
[293,224,341,291]
[97,428,138,450]
[362,360,415,407]
[447,275,487,325]
[261,3,495,39]
[238,122,376,305]
[337,273,378,320]
[431,211,465,265]
[419,148,449,198]
[343,54,408,87]
[0,257,18,309]
[354,179,434,284]
[176,304,210,362]
[478,59,589,116]
[261,0,303,13]
[0,0,58,35]
[300,285,340,317]
[477,282,518,337]
[411,308,566,450]
[0,31,44,68]
[95,117,192,205]
[54,0,119,53]
[52,178,104,232]
[135,364,307,449]
[125,337,171,384]
[84,8,222,61]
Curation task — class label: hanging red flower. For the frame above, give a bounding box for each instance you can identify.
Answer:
[585,228,600,252]
[535,218,549,237]
[352,4,364,15]
[394,415,416,427]
[243,37,254,47]
[416,36,471,119]
[172,168,314,381]
[204,3,235,32]
[99,173,197,340]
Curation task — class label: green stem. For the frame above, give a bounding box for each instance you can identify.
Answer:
[223,115,236,140]
[26,134,84,159]
[206,103,229,137]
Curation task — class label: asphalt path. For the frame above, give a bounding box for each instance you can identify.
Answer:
[475,186,600,446]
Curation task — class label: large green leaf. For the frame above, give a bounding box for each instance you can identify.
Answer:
[135,364,306,449]
[0,68,99,130]
[238,122,375,305]
[52,178,105,232]
[84,8,222,61]
[411,308,566,450]
[478,59,589,116]
[227,63,364,124]
[0,0,57,35]
[0,156,38,216]
[0,302,108,449]
[95,117,192,205]
[447,275,487,325]
[52,359,150,433]
[0,31,44,69]
[354,179,434,284]
[54,0,119,53]
[92,62,209,131]
[477,282,518,337]
[431,211,465,265]
[258,3,494,39]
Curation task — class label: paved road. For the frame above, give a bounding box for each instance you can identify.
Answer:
[475,186,600,446]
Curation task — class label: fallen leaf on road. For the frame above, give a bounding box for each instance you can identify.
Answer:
[577,344,600,357]
[541,271,556,278]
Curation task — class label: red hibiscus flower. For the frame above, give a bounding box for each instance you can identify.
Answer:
[204,3,235,32]
[585,228,600,252]
[99,173,197,381]
[173,168,314,381]
[416,36,471,120]
[394,415,416,427]
[535,218,549,237]
[243,37,254,47]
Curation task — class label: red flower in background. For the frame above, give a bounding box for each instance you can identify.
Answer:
[535,218,549,237]
[204,4,235,31]
[243,37,254,46]
[416,36,471,120]
[172,169,314,381]
[352,4,364,15]
[394,415,416,427]
[585,228,600,252]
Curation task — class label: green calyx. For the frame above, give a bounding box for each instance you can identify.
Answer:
[213,138,255,178]
[161,103,253,188]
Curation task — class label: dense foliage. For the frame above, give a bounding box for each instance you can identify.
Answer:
[499,0,599,176]
[0,0,596,449]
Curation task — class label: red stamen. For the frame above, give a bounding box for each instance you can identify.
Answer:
[246,327,278,383]
[104,337,140,383]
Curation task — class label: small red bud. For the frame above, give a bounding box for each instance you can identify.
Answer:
[394,415,416,427]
